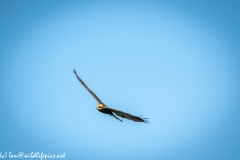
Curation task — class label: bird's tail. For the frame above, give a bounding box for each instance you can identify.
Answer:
[111,113,123,122]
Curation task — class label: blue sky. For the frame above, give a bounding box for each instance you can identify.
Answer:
[0,0,240,160]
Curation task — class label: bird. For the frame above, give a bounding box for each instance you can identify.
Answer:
[73,69,149,123]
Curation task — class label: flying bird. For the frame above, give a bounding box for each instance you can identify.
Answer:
[73,69,149,123]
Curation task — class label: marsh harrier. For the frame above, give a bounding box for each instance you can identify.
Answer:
[73,69,149,123]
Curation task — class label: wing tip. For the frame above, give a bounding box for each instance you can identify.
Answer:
[73,68,77,74]
[139,115,150,124]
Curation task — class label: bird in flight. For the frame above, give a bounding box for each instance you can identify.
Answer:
[73,69,149,123]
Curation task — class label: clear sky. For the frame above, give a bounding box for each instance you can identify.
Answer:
[0,0,240,160]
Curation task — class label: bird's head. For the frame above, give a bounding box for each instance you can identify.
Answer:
[96,103,104,110]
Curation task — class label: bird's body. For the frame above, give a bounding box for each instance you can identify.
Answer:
[73,69,149,123]
[96,103,111,115]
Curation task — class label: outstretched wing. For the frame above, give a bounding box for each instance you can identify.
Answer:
[73,69,102,103]
[107,107,149,123]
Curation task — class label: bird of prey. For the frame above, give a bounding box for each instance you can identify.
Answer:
[73,69,149,123]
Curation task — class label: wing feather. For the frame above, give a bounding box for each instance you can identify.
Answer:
[107,107,149,123]
[73,69,102,103]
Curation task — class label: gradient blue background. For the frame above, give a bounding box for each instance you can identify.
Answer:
[1,0,240,160]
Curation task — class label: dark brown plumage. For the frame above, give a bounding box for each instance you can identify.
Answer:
[73,69,149,123]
